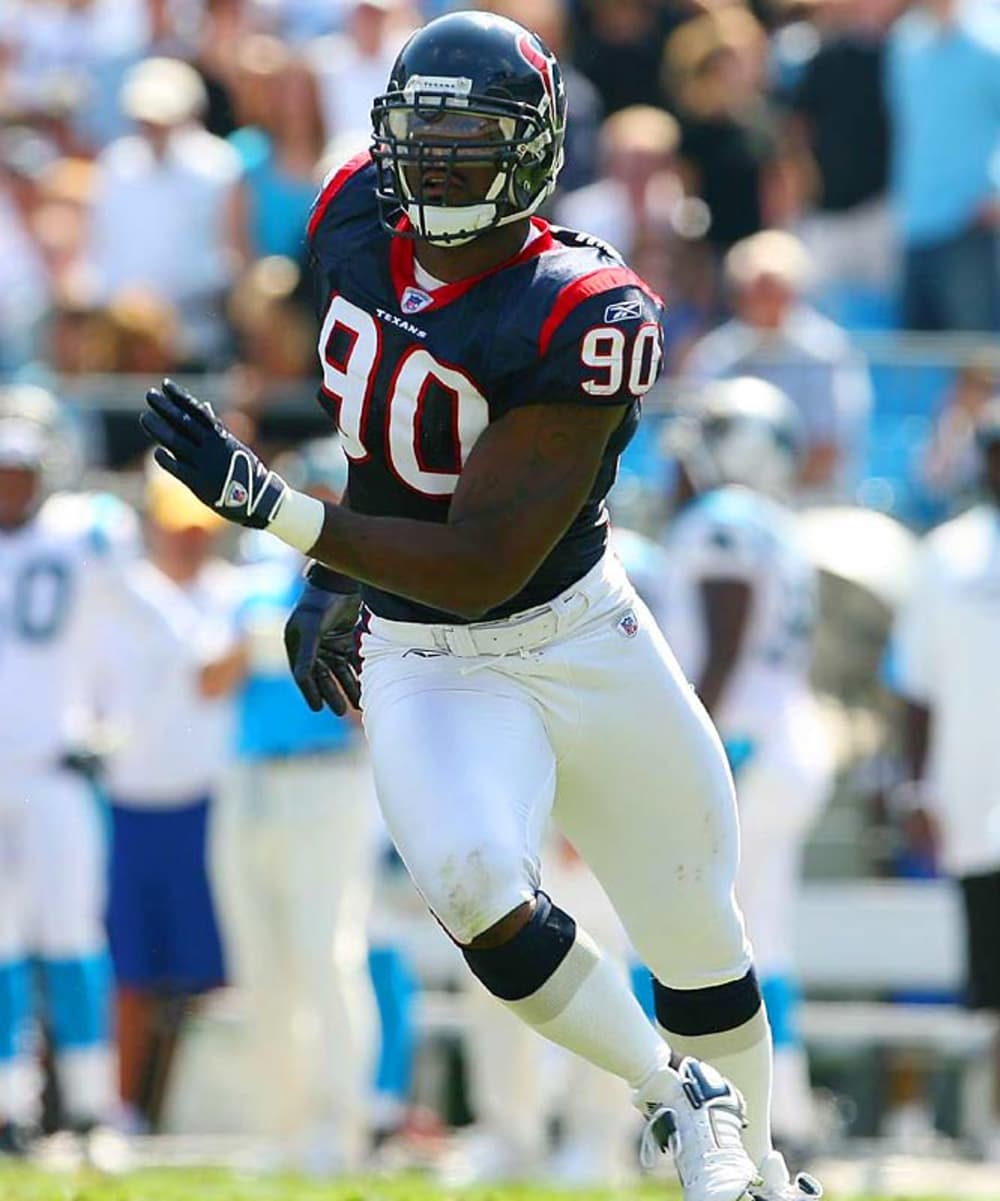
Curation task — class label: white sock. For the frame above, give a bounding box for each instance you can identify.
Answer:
[57,1045,116,1124]
[503,926,670,1090]
[659,1006,774,1164]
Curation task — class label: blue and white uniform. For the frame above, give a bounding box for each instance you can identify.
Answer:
[0,490,137,1128]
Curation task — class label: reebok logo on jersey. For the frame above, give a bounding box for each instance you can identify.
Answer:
[616,609,639,638]
[401,286,434,315]
[604,299,643,324]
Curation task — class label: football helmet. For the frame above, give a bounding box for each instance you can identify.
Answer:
[0,385,75,525]
[371,10,567,246]
[666,377,804,498]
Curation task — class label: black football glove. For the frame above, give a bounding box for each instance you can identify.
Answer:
[284,562,363,716]
[140,379,288,528]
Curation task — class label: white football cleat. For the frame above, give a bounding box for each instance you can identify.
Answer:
[636,1056,758,1201]
[748,1149,823,1200]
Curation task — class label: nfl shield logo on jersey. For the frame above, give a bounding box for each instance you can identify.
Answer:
[616,608,639,638]
[401,286,434,314]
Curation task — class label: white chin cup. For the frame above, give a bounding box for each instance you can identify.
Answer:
[406,199,499,245]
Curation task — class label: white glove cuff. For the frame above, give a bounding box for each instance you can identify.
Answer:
[269,487,326,554]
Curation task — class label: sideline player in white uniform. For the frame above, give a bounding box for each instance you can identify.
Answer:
[890,398,1000,1156]
[658,379,834,1151]
[140,13,822,1199]
[0,387,137,1150]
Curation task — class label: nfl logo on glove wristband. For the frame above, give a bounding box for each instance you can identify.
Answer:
[401,286,434,314]
[225,480,249,506]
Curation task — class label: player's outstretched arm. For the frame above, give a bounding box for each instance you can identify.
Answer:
[140,378,625,619]
[309,401,626,618]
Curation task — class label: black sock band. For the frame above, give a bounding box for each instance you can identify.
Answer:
[462,892,576,1001]
[653,967,762,1036]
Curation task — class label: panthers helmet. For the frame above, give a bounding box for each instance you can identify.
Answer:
[371,11,567,246]
[0,387,64,526]
[666,377,804,498]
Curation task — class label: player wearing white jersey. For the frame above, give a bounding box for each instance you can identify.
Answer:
[0,390,138,1150]
[658,380,834,1152]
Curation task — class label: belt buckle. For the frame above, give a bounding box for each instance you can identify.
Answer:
[442,625,479,656]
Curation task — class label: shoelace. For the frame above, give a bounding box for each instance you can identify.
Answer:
[639,1106,679,1172]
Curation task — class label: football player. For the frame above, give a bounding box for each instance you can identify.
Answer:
[140,12,820,1199]
[658,379,834,1153]
[0,387,136,1152]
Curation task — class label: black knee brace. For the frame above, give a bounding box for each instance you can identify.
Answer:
[653,967,762,1036]
[462,891,576,1001]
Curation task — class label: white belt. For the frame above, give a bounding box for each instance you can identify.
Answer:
[368,596,581,658]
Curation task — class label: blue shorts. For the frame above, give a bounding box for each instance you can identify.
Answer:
[106,798,226,993]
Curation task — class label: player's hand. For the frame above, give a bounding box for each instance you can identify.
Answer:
[140,379,288,529]
[284,562,363,715]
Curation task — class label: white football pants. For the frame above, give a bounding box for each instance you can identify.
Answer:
[360,552,752,989]
[213,747,378,1167]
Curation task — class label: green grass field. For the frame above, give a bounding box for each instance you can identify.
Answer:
[0,1166,967,1201]
[0,1169,673,1201]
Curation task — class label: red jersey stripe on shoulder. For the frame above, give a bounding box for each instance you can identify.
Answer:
[538,267,663,357]
[306,150,372,242]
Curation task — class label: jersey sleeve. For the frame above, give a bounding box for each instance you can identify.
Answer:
[513,276,665,409]
[306,151,378,258]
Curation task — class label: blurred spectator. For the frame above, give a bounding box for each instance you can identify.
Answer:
[631,231,717,371]
[103,464,244,1131]
[572,0,682,116]
[87,56,248,368]
[665,8,792,256]
[44,283,117,377]
[890,399,1000,1157]
[0,127,57,369]
[0,0,150,151]
[229,35,325,262]
[104,291,182,376]
[214,440,378,1174]
[189,0,253,139]
[683,229,873,499]
[226,256,318,421]
[787,0,899,308]
[555,105,683,259]
[885,0,1000,332]
[921,355,999,511]
[479,0,603,193]
[29,156,95,292]
[306,0,416,147]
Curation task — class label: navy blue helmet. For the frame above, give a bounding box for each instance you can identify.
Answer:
[371,10,567,245]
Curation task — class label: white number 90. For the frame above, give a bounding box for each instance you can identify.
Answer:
[581,323,662,397]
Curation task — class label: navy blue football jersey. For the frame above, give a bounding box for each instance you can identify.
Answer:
[307,151,665,624]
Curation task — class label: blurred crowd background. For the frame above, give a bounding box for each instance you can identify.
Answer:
[1,0,1000,1188]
